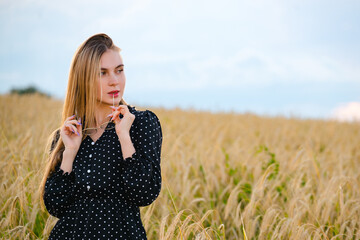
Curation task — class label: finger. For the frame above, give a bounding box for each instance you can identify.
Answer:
[117,105,128,110]
[110,106,120,112]
[111,105,130,121]
[65,124,80,136]
[110,105,121,109]
[113,113,123,125]
[111,106,126,118]
[111,110,121,121]
[63,125,74,136]
[66,119,82,127]
[62,123,72,132]
[117,105,130,115]
[66,114,76,121]
[75,122,82,133]
[64,123,77,133]
[62,126,72,135]
[75,118,82,136]
[113,117,121,125]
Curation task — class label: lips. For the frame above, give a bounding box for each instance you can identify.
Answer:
[108,90,120,95]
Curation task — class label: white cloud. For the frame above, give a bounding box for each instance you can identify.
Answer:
[184,49,360,89]
[1,0,360,119]
[332,102,360,122]
[283,54,360,83]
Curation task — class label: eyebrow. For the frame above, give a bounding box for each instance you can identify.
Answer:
[101,64,124,70]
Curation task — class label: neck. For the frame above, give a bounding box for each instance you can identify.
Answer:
[93,101,113,128]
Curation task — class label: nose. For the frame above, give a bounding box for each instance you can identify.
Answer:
[108,72,119,85]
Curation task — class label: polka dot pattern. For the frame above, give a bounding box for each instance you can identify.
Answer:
[43,106,162,239]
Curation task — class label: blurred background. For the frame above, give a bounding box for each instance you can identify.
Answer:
[1,0,359,120]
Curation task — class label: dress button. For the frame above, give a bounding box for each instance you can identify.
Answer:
[91,142,95,145]
[87,185,90,191]
[89,154,92,158]
[87,169,91,173]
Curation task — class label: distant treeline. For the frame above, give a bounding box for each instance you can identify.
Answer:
[10,86,50,97]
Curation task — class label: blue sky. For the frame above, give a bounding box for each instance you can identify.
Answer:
[1,0,359,119]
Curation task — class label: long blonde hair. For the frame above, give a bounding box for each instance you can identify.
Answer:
[39,33,127,210]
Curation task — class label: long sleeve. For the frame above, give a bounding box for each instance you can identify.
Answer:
[43,165,76,218]
[43,131,76,218]
[121,110,163,207]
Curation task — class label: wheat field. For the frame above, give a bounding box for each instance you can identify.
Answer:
[0,94,359,239]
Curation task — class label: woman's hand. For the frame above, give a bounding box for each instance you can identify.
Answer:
[110,105,135,137]
[60,115,82,152]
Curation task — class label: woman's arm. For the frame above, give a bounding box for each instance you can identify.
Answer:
[119,110,163,207]
[43,162,76,218]
[43,132,77,218]
[118,131,136,159]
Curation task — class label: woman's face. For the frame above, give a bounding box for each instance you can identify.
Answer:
[97,49,126,106]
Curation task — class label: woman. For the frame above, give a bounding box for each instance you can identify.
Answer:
[39,33,162,239]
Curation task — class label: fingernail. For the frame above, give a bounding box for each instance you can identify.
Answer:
[107,114,112,117]
[72,130,75,133]
[78,121,82,125]
[77,132,80,136]
[71,114,75,117]
[79,117,81,123]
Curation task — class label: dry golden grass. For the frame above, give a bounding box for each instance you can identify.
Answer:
[1,94,360,239]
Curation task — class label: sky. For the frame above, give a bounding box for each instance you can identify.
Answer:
[0,0,359,120]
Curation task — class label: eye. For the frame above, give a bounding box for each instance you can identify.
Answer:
[100,71,106,76]
[117,69,123,73]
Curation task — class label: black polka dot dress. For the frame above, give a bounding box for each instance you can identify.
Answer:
[43,106,162,240]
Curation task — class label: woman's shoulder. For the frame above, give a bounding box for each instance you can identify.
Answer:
[127,105,161,128]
